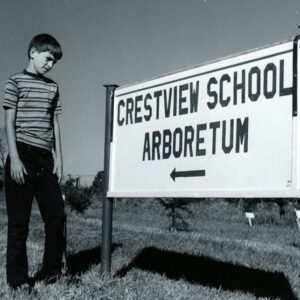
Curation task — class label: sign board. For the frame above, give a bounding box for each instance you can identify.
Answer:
[107,39,300,198]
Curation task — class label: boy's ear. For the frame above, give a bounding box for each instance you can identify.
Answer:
[29,47,38,59]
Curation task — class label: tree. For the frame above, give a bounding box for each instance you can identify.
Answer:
[158,198,193,231]
[91,171,104,196]
[272,198,289,217]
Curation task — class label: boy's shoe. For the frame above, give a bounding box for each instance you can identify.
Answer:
[34,270,61,284]
[11,279,35,294]
[17,282,32,292]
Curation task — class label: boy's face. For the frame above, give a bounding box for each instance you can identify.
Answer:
[30,48,56,75]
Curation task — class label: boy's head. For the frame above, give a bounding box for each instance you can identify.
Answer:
[28,33,62,61]
[27,34,62,75]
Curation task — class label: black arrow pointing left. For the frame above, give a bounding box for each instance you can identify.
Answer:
[170,168,206,182]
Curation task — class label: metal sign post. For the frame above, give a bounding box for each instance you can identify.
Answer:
[101,84,118,275]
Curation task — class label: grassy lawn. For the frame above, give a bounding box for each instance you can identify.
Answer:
[0,192,300,299]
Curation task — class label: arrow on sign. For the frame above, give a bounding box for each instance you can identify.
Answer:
[170,168,206,182]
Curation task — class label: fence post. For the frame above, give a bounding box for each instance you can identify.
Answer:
[101,84,118,275]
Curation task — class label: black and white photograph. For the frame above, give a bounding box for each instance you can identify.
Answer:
[1,0,300,299]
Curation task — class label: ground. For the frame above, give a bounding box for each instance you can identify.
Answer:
[0,193,299,300]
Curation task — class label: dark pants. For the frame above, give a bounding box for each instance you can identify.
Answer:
[5,142,64,288]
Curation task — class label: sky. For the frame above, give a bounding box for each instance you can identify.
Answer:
[0,0,300,179]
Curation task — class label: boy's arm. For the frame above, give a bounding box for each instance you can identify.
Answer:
[53,114,63,183]
[5,108,27,184]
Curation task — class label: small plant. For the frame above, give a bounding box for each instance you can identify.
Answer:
[241,198,261,213]
[272,198,289,217]
[91,171,104,196]
[158,198,193,231]
[61,176,93,213]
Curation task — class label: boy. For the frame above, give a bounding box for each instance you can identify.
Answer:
[3,33,64,289]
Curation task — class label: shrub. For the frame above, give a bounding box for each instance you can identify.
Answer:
[91,171,104,196]
[241,198,262,212]
[158,198,193,231]
[61,176,93,213]
[272,198,289,217]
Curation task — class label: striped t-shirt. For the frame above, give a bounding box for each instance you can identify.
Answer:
[3,70,62,151]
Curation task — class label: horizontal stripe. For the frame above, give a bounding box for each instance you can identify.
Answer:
[17,109,53,114]
[3,99,17,105]
[5,88,18,94]
[25,127,53,131]
[6,80,18,89]
[19,88,56,94]
[18,99,55,103]
[16,106,53,111]
[16,118,60,124]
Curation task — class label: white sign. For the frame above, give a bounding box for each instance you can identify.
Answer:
[245,212,255,226]
[108,39,300,198]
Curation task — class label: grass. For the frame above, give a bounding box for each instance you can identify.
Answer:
[0,192,300,299]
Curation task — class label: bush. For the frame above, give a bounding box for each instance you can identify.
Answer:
[158,198,193,231]
[91,171,104,196]
[61,176,93,213]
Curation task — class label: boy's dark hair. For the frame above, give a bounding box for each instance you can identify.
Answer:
[27,33,62,60]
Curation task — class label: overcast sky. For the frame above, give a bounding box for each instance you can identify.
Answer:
[1,0,300,177]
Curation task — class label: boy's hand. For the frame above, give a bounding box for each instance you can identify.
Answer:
[53,159,63,183]
[10,157,28,185]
